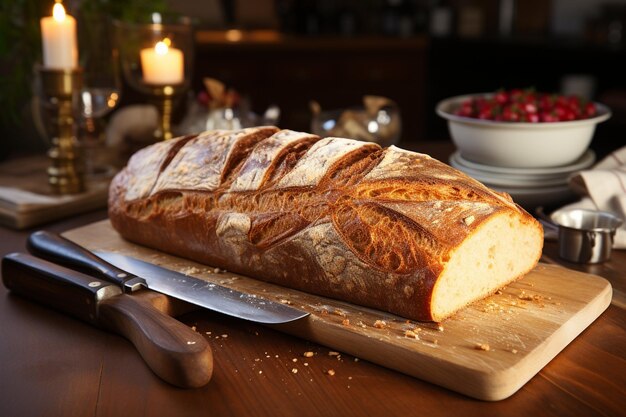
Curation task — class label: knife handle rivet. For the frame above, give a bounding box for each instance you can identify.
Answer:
[117,273,127,278]
[88,281,102,288]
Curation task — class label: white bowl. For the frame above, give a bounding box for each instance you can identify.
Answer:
[436,94,611,168]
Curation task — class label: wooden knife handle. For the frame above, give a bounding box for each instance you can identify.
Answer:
[1,253,213,388]
[2,252,121,327]
[99,294,213,388]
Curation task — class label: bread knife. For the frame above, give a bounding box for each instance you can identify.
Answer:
[1,252,213,388]
[27,231,309,325]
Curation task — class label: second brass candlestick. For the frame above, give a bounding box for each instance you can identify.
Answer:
[150,85,180,141]
[40,68,85,194]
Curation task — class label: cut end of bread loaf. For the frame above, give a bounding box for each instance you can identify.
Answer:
[430,211,543,321]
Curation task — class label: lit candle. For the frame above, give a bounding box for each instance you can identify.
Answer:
[140,38,184,85]
[40,2,78,69]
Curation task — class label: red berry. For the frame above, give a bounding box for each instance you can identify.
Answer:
[478,109,492,120]
[584,102,597,118]
[527,113,540,123]
[494,90,509,105]
[563,109,576,121]
[539,95,553,111]
[521,102,538,113]
[540,112,558,122]
[502,106,520,122]
[456,104,473,117]
[510,89,524,101]
[554,106,567,119]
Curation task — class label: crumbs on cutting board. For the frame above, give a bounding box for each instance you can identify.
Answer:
[373,320,387,329]
[404,329,420,339]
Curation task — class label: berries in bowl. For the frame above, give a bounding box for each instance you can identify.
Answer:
[436,89,611,168]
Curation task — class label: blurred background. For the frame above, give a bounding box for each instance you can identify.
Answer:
[2,0,625,160]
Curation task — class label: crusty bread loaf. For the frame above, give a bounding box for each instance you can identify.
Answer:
[109,127,543,322]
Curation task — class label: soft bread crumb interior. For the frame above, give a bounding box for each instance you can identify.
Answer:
[431,212,542,321]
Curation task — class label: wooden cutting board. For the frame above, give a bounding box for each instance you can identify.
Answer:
[64,220,612,401]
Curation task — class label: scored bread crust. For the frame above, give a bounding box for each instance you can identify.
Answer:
[109,127,544,322]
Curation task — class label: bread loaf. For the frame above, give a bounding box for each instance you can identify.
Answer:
[109,127,543,322]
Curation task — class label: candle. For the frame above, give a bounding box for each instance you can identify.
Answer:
[40,2,78,69]
[140,38,184,85]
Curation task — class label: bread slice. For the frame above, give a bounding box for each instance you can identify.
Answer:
[109,127,543,322]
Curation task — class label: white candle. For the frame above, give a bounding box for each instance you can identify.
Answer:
[40,2,78,69]
[140,39,184,85]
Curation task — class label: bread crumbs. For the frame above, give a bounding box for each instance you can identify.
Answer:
[373,320,387,329]
[404,329,420,339]
[475,343,490,351]
[342,319,350,326]
[182,266,201,275]
[326,369,336,376]
[303,351,314,358]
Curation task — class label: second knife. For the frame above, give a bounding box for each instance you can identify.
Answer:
[27,231,310,325]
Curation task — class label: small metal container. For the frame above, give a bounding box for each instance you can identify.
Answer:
[551,208,623,264]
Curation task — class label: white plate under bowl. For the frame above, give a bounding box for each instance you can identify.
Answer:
[450,157,570,188]
[452,150,596,177]
[489,183,575,209]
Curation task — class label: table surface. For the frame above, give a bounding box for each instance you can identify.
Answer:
[1,141,625,417]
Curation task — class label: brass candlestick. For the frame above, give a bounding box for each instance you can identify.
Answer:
[114,19,194,142]
[40,68,85,194]
[150,85,181,141]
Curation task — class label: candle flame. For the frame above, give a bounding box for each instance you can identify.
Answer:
[52,2,66,22]
[155,40,169,55]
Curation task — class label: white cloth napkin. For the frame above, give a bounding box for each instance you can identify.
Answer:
[559,146,626,249]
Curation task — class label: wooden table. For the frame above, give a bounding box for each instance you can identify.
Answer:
[1,142,624,417]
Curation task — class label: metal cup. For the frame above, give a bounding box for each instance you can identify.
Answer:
[551,208,623,264]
